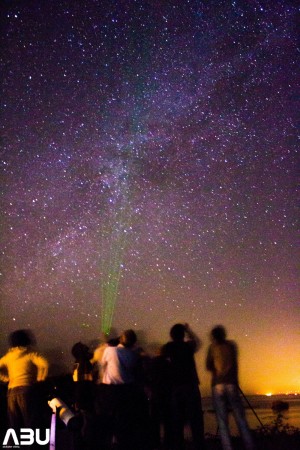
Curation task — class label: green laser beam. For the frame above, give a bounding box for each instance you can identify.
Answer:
[100,164,133,335]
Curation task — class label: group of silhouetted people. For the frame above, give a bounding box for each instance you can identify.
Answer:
[0,324,256,450]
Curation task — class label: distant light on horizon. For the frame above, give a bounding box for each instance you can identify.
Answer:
[264,391,300,397]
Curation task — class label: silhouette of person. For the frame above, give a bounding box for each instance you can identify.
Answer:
[147,347,172,450]
[97,329,149,450]
[206,325,255,450]
[92,331,119,384]
[161,323,205,450]
[71,342,94,410]
[70,342,95,450]
[0,329,48,430]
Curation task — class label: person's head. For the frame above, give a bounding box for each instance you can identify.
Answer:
[170,323,186,342]
[9,329,34,348]
[107,337,120,347]
[120,329,137,348]
[211,325,227,343]
[71,342,92,361]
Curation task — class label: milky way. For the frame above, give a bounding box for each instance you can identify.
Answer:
[0,0,299,393]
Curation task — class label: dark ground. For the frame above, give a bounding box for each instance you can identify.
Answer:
[1,381,299,450]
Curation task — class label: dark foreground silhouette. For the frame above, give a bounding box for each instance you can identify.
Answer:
[1,378,299,450]
[0,328,299,450]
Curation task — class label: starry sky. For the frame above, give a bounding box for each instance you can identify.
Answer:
[0,0,299,395]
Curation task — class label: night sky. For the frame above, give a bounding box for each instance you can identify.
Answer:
[0,0,299,395]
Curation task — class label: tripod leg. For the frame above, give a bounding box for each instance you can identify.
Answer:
[238,387,266,430]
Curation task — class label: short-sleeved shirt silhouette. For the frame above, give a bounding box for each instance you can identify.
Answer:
[101,344,138,384]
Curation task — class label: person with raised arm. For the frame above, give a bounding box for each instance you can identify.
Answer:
[161,323,205,450]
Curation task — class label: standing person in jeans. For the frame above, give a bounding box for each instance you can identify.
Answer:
[161,323,205,450]
[206,325,255,450]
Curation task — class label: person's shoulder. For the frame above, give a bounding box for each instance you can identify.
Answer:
[185,339,197,352]
[93,343,108,359]
[104,344,116,354]
[160,341,170,350]
[117,344,136,354]
[226,340,238,352]
[30,351,48,361]
[160,341,172,357]
[26,351,48,371]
